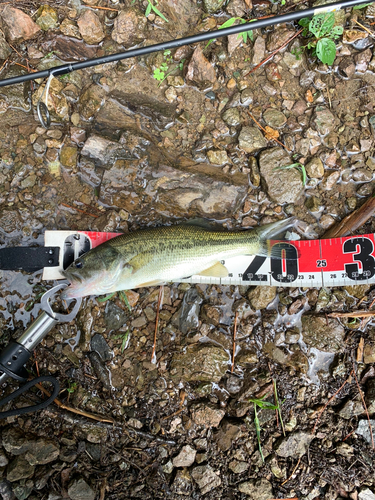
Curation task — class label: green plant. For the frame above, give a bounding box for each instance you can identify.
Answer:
[248,394,281,462]
[274,162,307,186]
[153,50,184,85]
[296,12,343,65]
[206,17,254,48]
[145,0,168,22]
[353,2,372,8]
[113,329,130,353]
[66,380,78,394]
[96,291,132,311]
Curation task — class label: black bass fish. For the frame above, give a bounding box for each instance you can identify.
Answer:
[61,218,295,299]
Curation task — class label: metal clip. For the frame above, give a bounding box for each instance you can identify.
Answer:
[0,284,82,384]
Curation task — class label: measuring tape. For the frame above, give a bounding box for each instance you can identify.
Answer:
[43,230,375,287]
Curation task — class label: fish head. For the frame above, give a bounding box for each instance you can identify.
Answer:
[61,245,125,299]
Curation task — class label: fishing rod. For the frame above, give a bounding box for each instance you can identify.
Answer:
[0,0,371,89]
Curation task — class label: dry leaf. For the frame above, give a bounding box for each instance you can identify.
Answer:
[306,89,314,103]
[244,0,253,8]
[264,126,279,140]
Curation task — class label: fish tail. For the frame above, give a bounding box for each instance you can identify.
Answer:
[256,218,298,260]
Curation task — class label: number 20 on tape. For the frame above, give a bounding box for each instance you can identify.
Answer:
[235,234,375,288]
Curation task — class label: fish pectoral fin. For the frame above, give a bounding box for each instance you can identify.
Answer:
[127,253,153,274]
[196,262,229,278]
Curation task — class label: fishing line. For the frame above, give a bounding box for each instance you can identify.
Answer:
[0,0,370,89]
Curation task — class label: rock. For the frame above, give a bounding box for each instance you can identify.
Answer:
[172,469,193,495]
[191,404,225,428]
[215,422,241,450]
[170,344,228,383]
[88,351,111,389]
[344,285,371,299]
[338,400,364,420]
[172,445,196,467]
[79,85,106,121]
[263,109,287,129]
[203,0,225,13]
[186,46,216,85]
[355,48,372,72]
[111,9,147,46]
[91,333,112,362]
[77,10,105,44]
[238,126,267,154]
[305,196,323,212]
[338,57,356,79]
[364,344,375,364]
[229,460,249,473]
[0,450,8,467]
[67,478,96,500]
[7,457,35,482]
[241,88,253,106]
[305,158,324,178]
[60,18,81,39]
[301,316,345,352]
[60,146,78,168]
[359,489,375,500]
[222,108,241,127]
[0,5,41,42]
[81,135,119,166]
[248,286,277,310]
[275,431,314,458]
[2,428,30,455]
[191,465,221,494]
[0,32,11,59]
[228,32,243,55]
[32,78,69,122]
[104,301,128,330]
[0,481,15,500]
[267,28,295,52]
[356,419,375,445]
[207,150,229,165]
[24,439,60,465]
[36,5,58,31]
[179,287,203,334]
[259,147,304,204]
[238,478,273,499]
[313,107,336,136]
[251,36,265,67]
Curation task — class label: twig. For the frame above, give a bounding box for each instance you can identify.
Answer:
[0,56,10,73]
[247,111,289,151]
[322,191,375,238]
[352,363,375,450]
[343,429,356,441]
[61,203,99,218]
[151,285,164,364]
[353,19,375,38]
[161,408,184,420]
[244,28,303,76]
[231,311,238,373]
[328,311,375,318]
[312,375,351,434]
[35,383,115,423]
[357,337,364,363]
[12,62,36,72]
[281,457,301,486]
[91,5,119,11]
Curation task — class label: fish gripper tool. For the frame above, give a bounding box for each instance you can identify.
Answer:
[0,284,81,418]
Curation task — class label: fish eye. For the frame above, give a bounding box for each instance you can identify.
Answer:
[75,260,83,269]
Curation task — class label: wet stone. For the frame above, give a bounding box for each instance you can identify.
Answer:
[364,344,375,364]
[91,333,112,362]
[81,135,119,167]
[179,287,203,334]
[263,109,287,129]
[191,465,221,494]
[171,344,228,383]
[356,419,375,445]
[238,478,273,500]
[112,10,147,46]
[24,439,60,465]
[359,489,375,500]
[305,158,324,178]
[267,28,295,52]
[67,478,95,500]
[207,150,229,165]
[275,431,314,458]
[259,147,304,204]
[105,301,128,330]
[301,316,345,352]
[88,351,111,389]
[229,460,249,474]
[7,456,35,482]
[36,5,58,31]
[0,5,41,42]
[248,286,277,310]
[0,481,14,500]
[172,469,193,495]
[60,146,78,168]
[191,404,225,428]
[313,107,336,136]
[186,46,216,85]
[2,428,30,455]
[252,36,265,65]
[222,108,241,127]
[0,33,11,59]
[355,48,372,73]
[241,88,253,106]
[172,445,196,467]
[238,126,267,154]
[60,18,81,39]
[203,0,225,13]
[0,450,8,467]
[338,399,364,419]
[77,10,105,44]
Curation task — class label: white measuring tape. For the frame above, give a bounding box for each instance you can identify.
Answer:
[43,230,375,287]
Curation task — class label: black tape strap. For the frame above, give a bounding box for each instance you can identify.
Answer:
[0,247,59,272]
[0,376,60,419]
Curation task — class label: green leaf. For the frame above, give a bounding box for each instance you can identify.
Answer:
[353,2,372,8]
[316,37,336,65]
[219,17,238,29]
[145,1,152,17]
[150,2,169,22]
[153,68,165,80]
[332,25,343,35]
[309,12,334,38]
[119,290,132,312]
[298,17,311,27]
[97,292,116,302]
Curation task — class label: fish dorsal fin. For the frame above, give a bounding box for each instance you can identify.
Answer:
[182,218,224,231]
[196,262,229,278]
